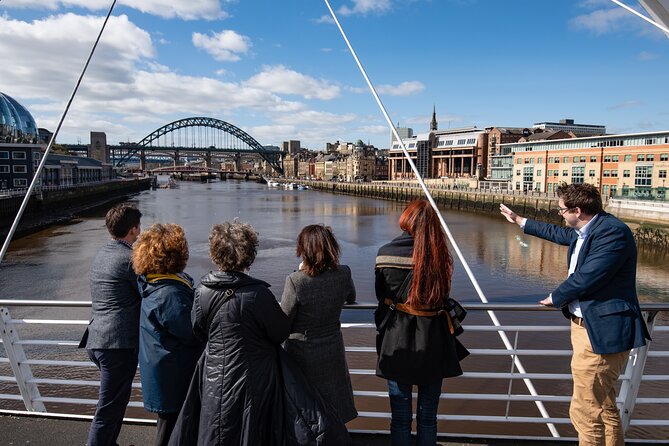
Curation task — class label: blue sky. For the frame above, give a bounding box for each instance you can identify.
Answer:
[0,0,667,149]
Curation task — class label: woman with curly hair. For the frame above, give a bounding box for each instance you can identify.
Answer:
[132,223,203,446]
[374,200,469,446]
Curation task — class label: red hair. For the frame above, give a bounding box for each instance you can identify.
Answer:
[399,200,453,307]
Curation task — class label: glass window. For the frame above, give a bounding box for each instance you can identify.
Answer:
[589,170,595,177]
[572,166,585,184]
[537,157,543,163]
[637,154,645,161]
[573,156,579,162]
[624,154,632,162]
[612,155,619,162]
[602,185,610,196]
[590,156,597,162]
[562,169,568,176]
[537,170,542,176]
[611,170,618,177]
[635,165,653,187]
[0,165,9,173]
[516,158,522,164]
[13,165,27,173]
[515,181,520,190]
[580,156,586,162]
[661,153,668,161]
[660,170,667,179]
[457,139,466,145]
[563,156,569,163]
[603,170,610,177]
[12,151,26,160]
[0,151,8,160]
[523,167,534,184]
[516,170,521,176]
[647,154,654,161]
[548,157,554,163]
[623,170,631,178]
[13,178,28,187]
[604,155,612,162]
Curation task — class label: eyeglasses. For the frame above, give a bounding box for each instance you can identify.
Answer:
[557,207,572,215]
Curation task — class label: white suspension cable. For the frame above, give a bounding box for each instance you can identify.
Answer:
[610,0,669,35]
[0,0,118,265]
[322,0,559,437]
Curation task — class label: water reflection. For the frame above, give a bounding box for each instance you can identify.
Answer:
[1,180,666,305]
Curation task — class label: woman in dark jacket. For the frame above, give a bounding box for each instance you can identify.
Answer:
[170,220,291,446]
[281,224,358,424]
[375,200,469,446]
[133,223,204,446]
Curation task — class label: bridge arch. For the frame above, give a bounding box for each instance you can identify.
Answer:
[114,117,283,174]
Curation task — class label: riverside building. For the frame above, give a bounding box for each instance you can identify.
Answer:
[500,131,669,198]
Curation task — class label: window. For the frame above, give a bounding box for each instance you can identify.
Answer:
[590,156,597,162]
[12,151,26,160]
[612,155,619,162]
[457,139,466,145]
[444,140,453,146]
[13,178,28,187]
[602,185,610,196]
[523,167,534,184]
[611,185,617,196]
[624,154,632,162]
[573,156,579,162]
[516,158,522,164]
[562,169,568,176]
[603,170,610,177]
[637,154,645,161]
[589,170,595,177]
[466,138,476,145]
[645,138,654,145]
[548,157,554,163]
[537,157,543,163]
[611,170,618,178]
[661,153,668,161]
[13,165,27,173]
[0,151,8,160]
[537,170,542,177]
[408,143,415,148]
[0,165,9,173]
[572,166,585,184]
[647,154,654,161]
[635,165,653,187]
[660,170,667,179]
[604,155,612,162]
[554,170,559,177]
[580,156,586,162]
[515,181,521,190]
[563,157,569,163]
[623,170,631,178]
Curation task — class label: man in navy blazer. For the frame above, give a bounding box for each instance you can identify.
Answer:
[500,183,650,446]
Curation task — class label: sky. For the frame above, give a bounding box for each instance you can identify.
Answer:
[0,0,668,150]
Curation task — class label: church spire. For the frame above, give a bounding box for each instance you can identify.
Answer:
[430,105,438,131]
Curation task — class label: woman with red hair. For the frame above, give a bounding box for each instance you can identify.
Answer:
[374,200,468,446]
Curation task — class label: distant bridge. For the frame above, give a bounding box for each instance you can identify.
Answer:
[88,117,283,175]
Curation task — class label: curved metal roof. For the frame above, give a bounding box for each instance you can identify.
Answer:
[0,92,38,140]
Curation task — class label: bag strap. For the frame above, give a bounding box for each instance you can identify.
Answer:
[377,270,412,332]
[205,288,235,331]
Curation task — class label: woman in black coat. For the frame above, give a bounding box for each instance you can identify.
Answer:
[375,200,468,446]
[170,220,290,446]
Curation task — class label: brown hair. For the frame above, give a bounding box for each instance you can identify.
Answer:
[557,182,603,216]
[399,200,453,307]
[132,223,188,275]
[209,220,258,272]
[105,203,141,238]
[296,224,340,277]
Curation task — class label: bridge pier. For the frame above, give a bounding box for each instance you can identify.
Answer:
[205,153,212,169]
[173,150,179,167]
[234,152,242,172]
[139,150,146,171]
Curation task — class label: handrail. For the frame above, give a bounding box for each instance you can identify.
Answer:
[0,300,667,442]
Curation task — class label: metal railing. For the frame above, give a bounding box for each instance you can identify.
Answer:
[0,300,667,443]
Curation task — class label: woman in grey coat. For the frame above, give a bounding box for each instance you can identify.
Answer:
[281,224,358,424]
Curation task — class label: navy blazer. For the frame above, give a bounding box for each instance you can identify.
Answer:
[524,212,650,354]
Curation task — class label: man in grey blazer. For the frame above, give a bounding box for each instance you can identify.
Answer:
[500,183,649,446]
[81,203,142,446]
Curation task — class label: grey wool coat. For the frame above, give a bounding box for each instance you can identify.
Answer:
[280,265,358,424]
[82,240,141,349]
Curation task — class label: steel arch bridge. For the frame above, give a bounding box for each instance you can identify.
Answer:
[114,117,283,174]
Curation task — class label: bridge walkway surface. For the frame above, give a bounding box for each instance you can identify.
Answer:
[0,414,574,446]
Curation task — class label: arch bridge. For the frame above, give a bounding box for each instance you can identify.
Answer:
[113,117,283,175]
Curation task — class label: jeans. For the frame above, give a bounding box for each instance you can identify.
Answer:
[86,349,138,446]
[387,380,442,446]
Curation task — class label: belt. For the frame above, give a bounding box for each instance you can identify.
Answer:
[384,298,443,317]
[570,314,585,327]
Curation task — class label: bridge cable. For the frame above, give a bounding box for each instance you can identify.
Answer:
[610,0,669,35]
[322,0,560,438]
[0,0,118,265]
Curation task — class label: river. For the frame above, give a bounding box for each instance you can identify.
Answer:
[1,179,667,304]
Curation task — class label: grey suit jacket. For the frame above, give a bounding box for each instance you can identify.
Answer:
[82,240,141,349]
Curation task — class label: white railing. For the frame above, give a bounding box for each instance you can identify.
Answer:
[0,300,667,443]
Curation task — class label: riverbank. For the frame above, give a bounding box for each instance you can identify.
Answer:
[0,178,152,240]
[287,179,669,248]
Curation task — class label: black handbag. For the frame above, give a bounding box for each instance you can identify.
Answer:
[443,297,467,336]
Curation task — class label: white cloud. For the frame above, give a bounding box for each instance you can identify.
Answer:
[315,15,335,24]
[607,100,643,110]
[244,65,341,100]
[638,51,659,61]
[272,111,356,126]
[376,81,425,96]
[339,0,392,16]
[192,30,252,62]
[569,6,638,35]
[1,0,227,20]
[356,124,388,134]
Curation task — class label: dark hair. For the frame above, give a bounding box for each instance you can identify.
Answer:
[208,220,258,272]
[132,223,189,275]
[557,182,603,216]
[399,200,453,307]
[105,203,141,238]
[296,224,340,277]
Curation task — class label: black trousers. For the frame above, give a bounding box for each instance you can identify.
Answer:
[86,348,138,446]
[155,412,179,446]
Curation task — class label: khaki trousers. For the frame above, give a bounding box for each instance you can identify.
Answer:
[570,320,629,446]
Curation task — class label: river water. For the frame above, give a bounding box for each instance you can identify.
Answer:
[1,179,667,439]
